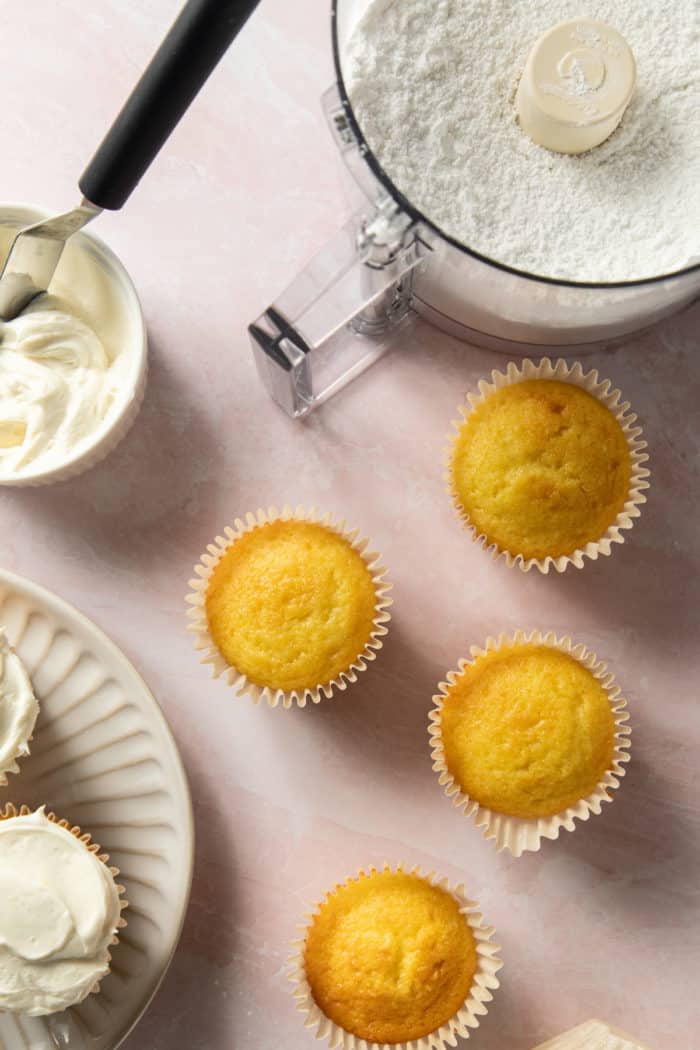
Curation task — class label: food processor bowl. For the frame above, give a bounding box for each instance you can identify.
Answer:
[250,0,700,417]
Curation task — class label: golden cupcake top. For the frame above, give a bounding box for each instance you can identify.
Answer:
[205,518,379,693]
[304,869,477,1044]
[438,643,616,819]
[449,378,632,560]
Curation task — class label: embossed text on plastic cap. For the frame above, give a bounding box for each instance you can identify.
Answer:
[515,19,636,154]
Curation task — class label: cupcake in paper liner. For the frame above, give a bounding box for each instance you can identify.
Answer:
[186,505,392,709]
[429,631,631,858]
[445,357,650,573]
[532,1019,652,1050]
[0,628,40,786]
[0,802,128,1015]
[289,864,502,1049]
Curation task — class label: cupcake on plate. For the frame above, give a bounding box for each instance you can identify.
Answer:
[186,506,392,708]
[0,803,127,1015]
[0,629,39,785]
[429,631,631,856]
[446,358,650,573]
[290,865,502,1049]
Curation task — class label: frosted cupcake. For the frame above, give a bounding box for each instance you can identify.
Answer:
[0,629,39,785]
[0,804,127,1015]
[187,507,391,708]
[447,359,649,572]
[291,866,502,1048]
[533,1019,652,1049]
[429,632,631,855]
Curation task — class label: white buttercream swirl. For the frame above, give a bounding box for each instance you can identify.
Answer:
[0,629,39,778]
[0,302,119,477]
[0,808,122,1015]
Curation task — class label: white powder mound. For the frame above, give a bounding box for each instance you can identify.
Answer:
[345,0,700,282]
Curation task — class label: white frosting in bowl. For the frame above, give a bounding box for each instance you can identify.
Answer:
[0,629,39,779]
[0,205,146,485]
[0,303,124,475]
[0,808,123,1015]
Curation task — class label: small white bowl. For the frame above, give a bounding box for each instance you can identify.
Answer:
[0,203,147,486]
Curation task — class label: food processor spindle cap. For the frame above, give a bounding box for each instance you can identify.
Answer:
[515,18,636,155]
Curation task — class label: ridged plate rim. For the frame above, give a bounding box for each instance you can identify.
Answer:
[0,567,194,1050]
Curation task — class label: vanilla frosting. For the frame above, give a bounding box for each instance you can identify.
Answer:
[0,629,39,779]
[0,300,123,477]
[0,808,122,1015]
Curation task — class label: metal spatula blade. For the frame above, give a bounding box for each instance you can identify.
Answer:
[0,201,101,321]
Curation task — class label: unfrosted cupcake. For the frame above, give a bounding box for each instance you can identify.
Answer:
[0,629,39,785]
[429,632,631,855]
[291,866,502,1048]
[187,507,391,708]
[447,359,649,572]
[0,804,127,1015]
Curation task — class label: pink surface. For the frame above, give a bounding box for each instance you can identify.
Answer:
[1,1,699,1048]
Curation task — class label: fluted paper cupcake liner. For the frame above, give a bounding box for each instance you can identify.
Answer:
[0,802,128,1001]
[0,628,39,787]
[186,505,392,709]
[289,863,503,1050]
[429,631,632,858]
[445,358,650,573]
[532,1018,652,1049]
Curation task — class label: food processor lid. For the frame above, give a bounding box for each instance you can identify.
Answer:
[330,0,700,292]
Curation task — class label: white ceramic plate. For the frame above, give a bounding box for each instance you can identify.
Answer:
[0,569,193,1050]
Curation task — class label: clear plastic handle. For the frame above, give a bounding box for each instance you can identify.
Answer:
[249,185,432,418]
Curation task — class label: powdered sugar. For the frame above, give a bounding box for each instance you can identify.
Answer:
[345,0,700,282]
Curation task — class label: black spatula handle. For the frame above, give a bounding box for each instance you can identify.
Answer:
[79,0,261,210]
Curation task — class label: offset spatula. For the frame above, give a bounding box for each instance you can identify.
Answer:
[0,0,261,321]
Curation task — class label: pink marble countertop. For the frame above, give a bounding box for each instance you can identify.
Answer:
[1,1,699,1047]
